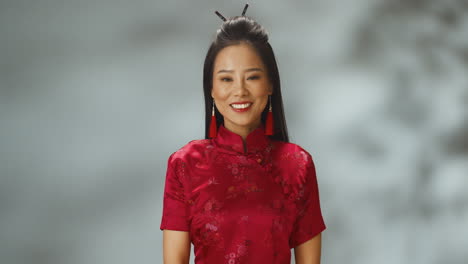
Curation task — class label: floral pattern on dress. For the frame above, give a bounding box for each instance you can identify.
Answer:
[224,238,250,264]
[192,197,227,252]
[269,149,312,204]
[225,180,264,200]
[223,215,251,264]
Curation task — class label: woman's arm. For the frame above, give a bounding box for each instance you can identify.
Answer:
[293,232,322,264]
[162,230,191,264]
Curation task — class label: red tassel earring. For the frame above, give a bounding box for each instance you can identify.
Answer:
[209,101,217,138]
[265,95,274,135]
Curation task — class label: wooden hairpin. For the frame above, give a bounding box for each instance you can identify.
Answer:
[214,3,249,22]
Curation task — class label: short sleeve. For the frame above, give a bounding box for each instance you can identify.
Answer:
[159,153,190,231]
[289,154,326,248]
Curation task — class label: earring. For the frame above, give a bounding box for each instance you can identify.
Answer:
[265,95,274,135]
[209,100,217,138]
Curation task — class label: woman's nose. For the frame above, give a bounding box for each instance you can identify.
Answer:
[233,79,248,96]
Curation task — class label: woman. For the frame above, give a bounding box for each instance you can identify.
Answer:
[160,4,326,264]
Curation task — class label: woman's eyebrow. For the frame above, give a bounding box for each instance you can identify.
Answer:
[216,68,264,74]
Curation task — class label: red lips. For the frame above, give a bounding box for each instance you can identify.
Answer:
[230,101,253,113]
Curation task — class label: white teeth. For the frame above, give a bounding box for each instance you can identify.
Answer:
[231,103,252,109]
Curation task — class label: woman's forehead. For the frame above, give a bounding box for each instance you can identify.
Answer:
[214,44,265,71]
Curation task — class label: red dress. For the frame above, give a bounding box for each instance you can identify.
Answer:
[160,123,326,263]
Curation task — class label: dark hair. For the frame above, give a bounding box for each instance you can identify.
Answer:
[203,15,289,142]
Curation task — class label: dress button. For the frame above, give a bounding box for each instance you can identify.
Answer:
[257,158,262,163]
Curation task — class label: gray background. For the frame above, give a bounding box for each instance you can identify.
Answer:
[1,0,467,263]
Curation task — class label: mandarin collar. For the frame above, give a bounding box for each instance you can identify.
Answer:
[212,123,270,155]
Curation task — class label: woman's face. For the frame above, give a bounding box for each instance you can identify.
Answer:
[211,42,272,135]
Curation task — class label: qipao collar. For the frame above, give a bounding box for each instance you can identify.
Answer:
[212,123,270,155]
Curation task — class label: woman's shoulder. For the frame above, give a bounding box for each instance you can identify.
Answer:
[270,141,317,201]
[167,138,213,162]
[271,140,314,162]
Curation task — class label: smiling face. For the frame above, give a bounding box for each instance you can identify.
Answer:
[211,42,273,137]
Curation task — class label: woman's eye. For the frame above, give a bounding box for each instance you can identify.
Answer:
[220,76,259,82]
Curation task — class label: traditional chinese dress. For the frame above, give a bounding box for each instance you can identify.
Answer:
[160,123,326,264]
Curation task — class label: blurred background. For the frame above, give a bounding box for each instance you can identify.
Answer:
[1,0,467,263]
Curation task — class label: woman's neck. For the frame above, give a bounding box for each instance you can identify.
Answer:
[223,120,262,142]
